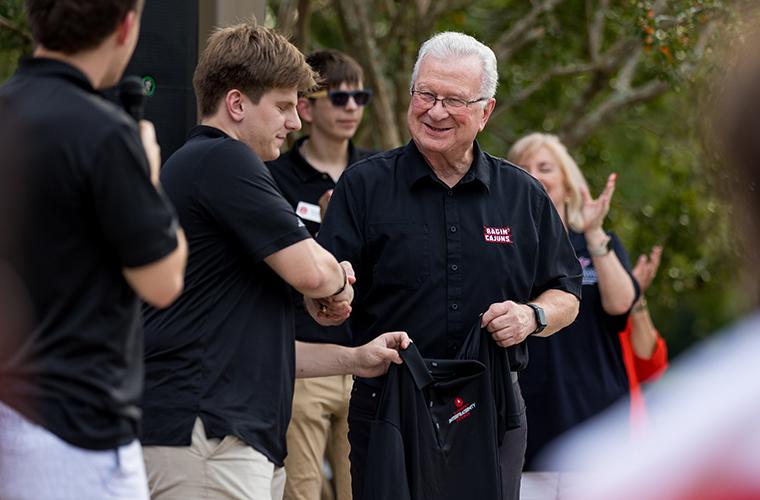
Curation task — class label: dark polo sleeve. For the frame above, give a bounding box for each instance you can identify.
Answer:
[198,142,311,262]
[531,195,583,300]
[91,123,178,268]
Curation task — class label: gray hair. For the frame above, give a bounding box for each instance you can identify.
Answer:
[410,31,498,98]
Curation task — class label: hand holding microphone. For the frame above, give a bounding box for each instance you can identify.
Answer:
[119,76,161,187]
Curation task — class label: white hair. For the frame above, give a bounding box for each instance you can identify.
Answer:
[410,31,498,98]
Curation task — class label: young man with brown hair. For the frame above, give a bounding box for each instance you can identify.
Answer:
[267,49,374,500]
[0,1,187,498]
[140,22,408,500]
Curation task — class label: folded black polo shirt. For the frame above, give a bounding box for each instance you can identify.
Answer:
[363,341,502,499]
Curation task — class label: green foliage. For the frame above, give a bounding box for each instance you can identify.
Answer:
[0,0,31,80]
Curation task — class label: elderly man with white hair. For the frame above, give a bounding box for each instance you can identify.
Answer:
[318,31,582,499]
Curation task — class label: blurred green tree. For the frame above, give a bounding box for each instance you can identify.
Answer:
[0,0,31,80]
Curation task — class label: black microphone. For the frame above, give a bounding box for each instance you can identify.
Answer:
[119,76,146,122]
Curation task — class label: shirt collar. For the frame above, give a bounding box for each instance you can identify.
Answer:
[290,135,360,182]
[404,140,491,192]
[18,57,96,95]
[188,124,230,140]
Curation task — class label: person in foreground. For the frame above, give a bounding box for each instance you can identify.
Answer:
[0,1,187,498]
[139,21,409,500]
[507,133,639,470]
[318,32,582,500]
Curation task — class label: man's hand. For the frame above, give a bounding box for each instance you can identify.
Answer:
[348,331,411,378]
[481,301,537,348]
[139,120,161,187]
[304,261,356,326]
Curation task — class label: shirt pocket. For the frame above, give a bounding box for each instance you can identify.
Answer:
[367,222,430,290]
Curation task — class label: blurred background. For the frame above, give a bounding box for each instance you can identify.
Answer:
[1,0,755,358]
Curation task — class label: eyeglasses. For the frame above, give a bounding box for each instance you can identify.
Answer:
[410,89,488,113]
[308,89,373,107]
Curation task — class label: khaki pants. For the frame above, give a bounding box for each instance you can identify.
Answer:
[143,417,286,500]
[284,375,352,500]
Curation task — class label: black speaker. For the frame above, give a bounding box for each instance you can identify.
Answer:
[125,1,198,161]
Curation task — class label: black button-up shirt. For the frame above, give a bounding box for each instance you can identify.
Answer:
[267,136,374,344]
[318,140,582,369]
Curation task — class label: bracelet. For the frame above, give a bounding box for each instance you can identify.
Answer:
[331,265,348,296]
[632,297,648,313]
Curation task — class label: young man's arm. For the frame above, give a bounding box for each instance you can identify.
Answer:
[264,239,350,298]
[265,240,355,326]
[294,332,411,378]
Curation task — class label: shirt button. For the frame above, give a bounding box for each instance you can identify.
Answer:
[447,190,454,197]
[450,225,457,233]
[450,303,459,311]
[450,264,458,272]
[322,174,329,180]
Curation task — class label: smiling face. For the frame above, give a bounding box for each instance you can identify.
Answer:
[517,146,568,214]
[241,87,302,161]
[407,55,494,162]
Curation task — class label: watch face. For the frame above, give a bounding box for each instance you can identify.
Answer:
[536,306,546,326]
[529,303,547,333]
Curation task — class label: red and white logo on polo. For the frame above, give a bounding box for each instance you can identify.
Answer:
[448,397,477,424]
[483,225,512,244]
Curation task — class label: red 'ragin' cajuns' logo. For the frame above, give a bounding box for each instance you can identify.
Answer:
[449,396,477,424]
[483,226,512,244]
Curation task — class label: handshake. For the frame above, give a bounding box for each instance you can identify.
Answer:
[305,260,356,327]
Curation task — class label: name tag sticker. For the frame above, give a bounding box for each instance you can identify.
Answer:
[295,201,322,223]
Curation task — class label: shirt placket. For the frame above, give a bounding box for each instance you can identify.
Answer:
[444,187,463,354]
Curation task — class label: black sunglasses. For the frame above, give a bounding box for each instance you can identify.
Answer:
[309,89,373,107]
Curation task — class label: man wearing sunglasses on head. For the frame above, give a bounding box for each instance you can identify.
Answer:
[267,49,374,500]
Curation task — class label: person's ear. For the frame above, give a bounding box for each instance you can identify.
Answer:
[225,89,246,123]
[479,98,496,132]
[297,97,314,125]
[115,10,137,45]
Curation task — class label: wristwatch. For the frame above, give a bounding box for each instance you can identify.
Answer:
[588,235,613,257]
[526,303,547,335]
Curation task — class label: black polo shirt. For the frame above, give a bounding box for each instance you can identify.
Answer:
[318,140,582,371]
[0,58,179,450]
[141,126,312,466]
[362,341,503,499]
[267,136,374,344]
